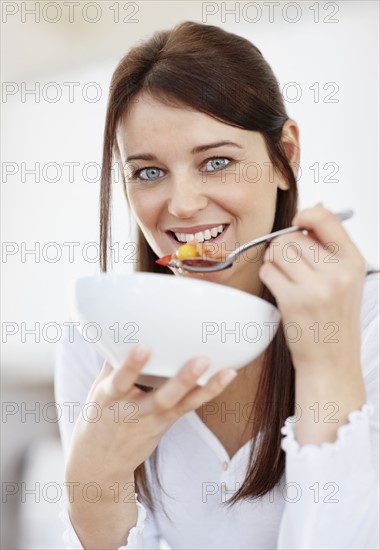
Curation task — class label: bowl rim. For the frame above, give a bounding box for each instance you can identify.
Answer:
[74,271,279,313]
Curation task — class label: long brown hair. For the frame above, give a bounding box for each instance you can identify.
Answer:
[99,21,297,510]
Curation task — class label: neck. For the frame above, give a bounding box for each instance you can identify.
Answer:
[197,354,264,419]
[225,257,265,297]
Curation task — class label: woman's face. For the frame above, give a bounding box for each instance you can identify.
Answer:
[117,92,299,295]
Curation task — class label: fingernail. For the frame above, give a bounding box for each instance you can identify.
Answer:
[220,369,237,386]
[192,357,209,375]
[132,344,150,361]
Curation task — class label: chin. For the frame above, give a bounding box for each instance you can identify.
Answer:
[175,267,232,286]
[203,264,262,295]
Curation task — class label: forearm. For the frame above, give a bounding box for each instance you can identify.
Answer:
[66,473,138,550]
[295,363,367,445]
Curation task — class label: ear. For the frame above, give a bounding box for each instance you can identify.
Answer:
[278,119,300,190]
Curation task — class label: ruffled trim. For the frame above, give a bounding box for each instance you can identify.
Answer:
[281,402,374,457]
[118,497,147,550]
[59,494,147,549]
[58,498,85,550]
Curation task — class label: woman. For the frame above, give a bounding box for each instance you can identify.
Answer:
[56,21,379,549]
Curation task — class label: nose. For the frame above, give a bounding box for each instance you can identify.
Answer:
[167,178,208,218]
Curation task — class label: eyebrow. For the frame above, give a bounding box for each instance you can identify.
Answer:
[125,141,243,162]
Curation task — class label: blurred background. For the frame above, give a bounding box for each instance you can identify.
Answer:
[1,1,379,548]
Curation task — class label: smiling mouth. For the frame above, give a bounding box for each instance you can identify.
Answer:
[167,224,229,244]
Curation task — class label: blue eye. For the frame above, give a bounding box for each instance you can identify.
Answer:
[134,167,165,181]
[203,157,231,172]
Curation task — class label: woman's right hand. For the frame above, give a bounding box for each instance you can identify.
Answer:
[64,346,237,549]
[65,344,237,496]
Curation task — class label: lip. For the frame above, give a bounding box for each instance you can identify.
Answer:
[165,223,229,234]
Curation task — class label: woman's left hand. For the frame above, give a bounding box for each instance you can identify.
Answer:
[259,203,368,443]
[259,203,367,376]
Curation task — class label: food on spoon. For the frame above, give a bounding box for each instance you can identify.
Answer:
[155,240,224,267]
[176,242,201,260]
[155,241,207,267]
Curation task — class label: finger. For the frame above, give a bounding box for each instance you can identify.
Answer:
[174,368,238,416]
[291,204,357,258]
[296,233,343,269]
[264,229,343,280]
[97,361,114,380]
[264,234,314,282]
[104,344,151,399]
[259,260,295,302]
[86,361,113,398]
[144,356,211,412]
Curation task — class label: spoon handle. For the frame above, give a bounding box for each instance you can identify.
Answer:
[229,209,354,260]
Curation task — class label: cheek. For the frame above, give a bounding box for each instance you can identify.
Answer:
[127,189,158,228]
[220,179,276,217]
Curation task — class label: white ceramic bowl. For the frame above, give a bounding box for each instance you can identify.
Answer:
[70,272,281,385]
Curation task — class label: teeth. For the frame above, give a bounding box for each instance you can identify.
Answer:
[174,224,225,243]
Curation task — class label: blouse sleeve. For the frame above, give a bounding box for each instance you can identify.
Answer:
[277,273,380,550]
[54,325,162,550]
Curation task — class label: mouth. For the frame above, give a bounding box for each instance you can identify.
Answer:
[165,224,230,246]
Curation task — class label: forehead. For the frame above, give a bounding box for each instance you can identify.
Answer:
[116,92,248,153]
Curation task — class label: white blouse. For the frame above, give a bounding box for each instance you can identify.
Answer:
[55,272,379,549]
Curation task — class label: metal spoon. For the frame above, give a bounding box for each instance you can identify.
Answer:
[165,209,354,273]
